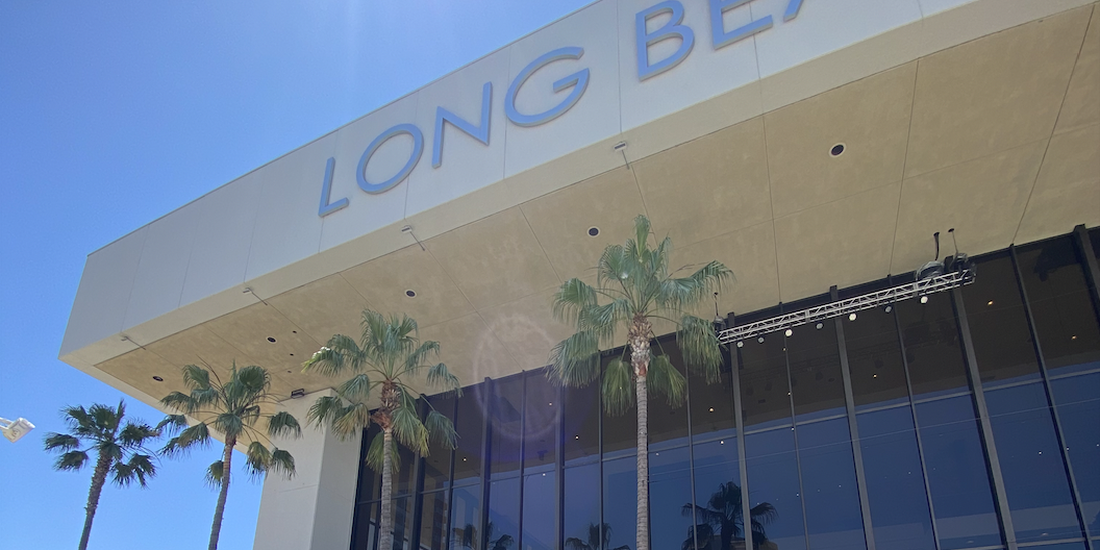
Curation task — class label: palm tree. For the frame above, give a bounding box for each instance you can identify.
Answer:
[682,482,776,550]
[549,214,732,550]
[43,400,159,550]
[158,363,300,550]
[304,310,462,550]
[566,522,630,550]
[453,521,514,550]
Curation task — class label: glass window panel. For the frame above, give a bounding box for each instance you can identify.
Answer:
[796,418,866,550]
[858,407,936,550]
[488,477,520,550]
[1017,237,1100,375]
[359,424,382,502]
[454,387,487,487]
[524,371,559,473]
[688,356,736,443]
[744,428,806,550]
[424,394,456,492]
[649,447,693,550]
[915,396,1002,549]
[603,456,638,550]
[395,443,417,496]
[691,439,745,550]
[1029,544,1087,550]
[1050,373,1100,538]
[523,471,557,550]
[986,383,1082,543]
[564,463,601,550]
[420,491,451,550]
[1092,228,1100,262]
[897,293,970,398]
[787,321,847,421]
[846,306,909,410]
[563,380,600,466]
[352,501,380,550]
[649,336,690,450]
[961,252,1041,388]
[391,496,416,550]
[603,353,638,460]
[450,484,483,550]
[738,334,792,431]
[490,376,524,478]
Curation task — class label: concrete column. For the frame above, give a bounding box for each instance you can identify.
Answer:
[253,389,362,550]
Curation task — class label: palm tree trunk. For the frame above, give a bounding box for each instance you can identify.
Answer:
[635,374,650,550]
[77,452,111,550]
[379,428,395,550]
[208,436,235,550]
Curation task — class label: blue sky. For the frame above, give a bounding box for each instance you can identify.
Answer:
[0,2,591,548]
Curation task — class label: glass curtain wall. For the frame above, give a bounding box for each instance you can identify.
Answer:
[348,229,1100,550]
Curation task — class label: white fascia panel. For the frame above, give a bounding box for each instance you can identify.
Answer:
[123,202,200,330]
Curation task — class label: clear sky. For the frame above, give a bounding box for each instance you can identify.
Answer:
[0,2,592,548]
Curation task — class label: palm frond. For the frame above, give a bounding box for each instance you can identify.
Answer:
[552,278,599,324]
[331,402,373,440]
[204,460,224,489]
[391,400,429,455]
[337,373,373,402]
[403,340,440,375]
[213,412,245,439]
[267,411,301,439]
[113,453,156,487]
[364,431,401,473]
[244,441,273,478]
[161,422,211,456]
[118,422,158,448]
[676,314,723,383]
[425,408,458,450]
[54,450,89,471]
[647,353,686,407]
[268,448,296,479]
[161,391,202,415]
[156,414,190,435]
[548,331,601,387]
[181,364,214,392]
[43,433,80,452]
[425,363,462,394]
[601,358,635,415]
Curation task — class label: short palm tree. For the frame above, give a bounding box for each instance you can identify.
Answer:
[549,214,732,550]
[682,481,776,550]
[304,310,461,550]
[453,521,514,550]
[43,400,159,550]
[566,522,630,550]
[158,363,301,550]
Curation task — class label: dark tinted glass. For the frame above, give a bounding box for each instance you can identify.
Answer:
[563,380,599,465]
[490,375,523,477]
[649,336,689,450]
[797,418,866,550]
[1049,373,1100,538]
[649,447,693,550]
[420,491,450,550]
[1018,237,1100,375]
[424,394,456,492]
[961,252,1040,387]
[603,355,637,459]
[688,357,736,442]
[524,370,559,473]
[454,388,486,486]
[488,476,520,550]
[986,383,1081,542]
[358,424,382,502]
[787,321,847,421]
[738,334,791,430]
[846,306,909,410]
[691,438,743,549]
[395,443,417,496]
[391,497,416,550]
[563,463,601,549]
[351,501,379,550]
[523,471,557,550]
[1092,227,1100,262]
[858,407,935,550]
[603,456,637,550]
[1029,544,1087,550]
[915,396,1002,549]
[450,484,483,550]
[744,428,806,550]
[897,293,969,398]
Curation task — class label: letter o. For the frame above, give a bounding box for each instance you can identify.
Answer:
[356,123,424,194]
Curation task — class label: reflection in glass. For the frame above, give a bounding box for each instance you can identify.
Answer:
[691,439,744,548]
[796,418,866,550]
[420,491,450,550]
[897,293,969,398]
[454,388,486,487]
[565,523,627,550]
[916,396,1002,549]
[739,335,792,431]
[987,383,1082,543]
[602,362,637,460]
[961,252,1040,387]
[745,429,806,550]
[846,306,909,410]
[352,501,380,550]
[858,408,935,550]
[395,444,417,496]
[564,381,599,465]
[490,376,523,477]
[564,464,601,549]
[688,359,736,443]
[1017,237,1100,375]
[648,336,690,450]
[603,456,637,550]
[1050,373,1100,538]
[450,484,483,550]
[391,497,416,550]
[524,371,559,473]
[488,477,520,550]
[649,447,692,550]
[424,394,456,492]
[787,321,846,421]
[523,471,557,550]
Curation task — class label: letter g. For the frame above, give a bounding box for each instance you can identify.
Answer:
[505,47,590,127]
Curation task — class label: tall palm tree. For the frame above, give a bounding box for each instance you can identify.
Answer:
[158,363,300,550]
[304,310,462,550]
[43,400,159,550]
[549,214,732,550]
[681,482,776,550]
[566,522,631,550]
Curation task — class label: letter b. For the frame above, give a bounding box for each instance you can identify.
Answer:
[636,1,695,81]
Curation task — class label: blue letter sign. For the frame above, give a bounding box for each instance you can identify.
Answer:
[433,82,492,168]
[505,47,590,127]
[636,1,695,81]
[356,123,424,195]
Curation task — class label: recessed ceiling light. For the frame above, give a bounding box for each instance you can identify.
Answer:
[920,296,929,304]
[588,227,600,237]
[152,376,164,382]
[267,337,277,343]
[405,289,417,298]
[289,353,295,357]
[830,143,846,157]
[849,313,857,321]
[987,300,994,306]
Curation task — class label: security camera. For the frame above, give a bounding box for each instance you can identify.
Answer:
[1,417,35,443]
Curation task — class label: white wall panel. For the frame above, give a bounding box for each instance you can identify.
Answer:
[60,228,147,357]
[122,204,200,330]
[179,172,262,307]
